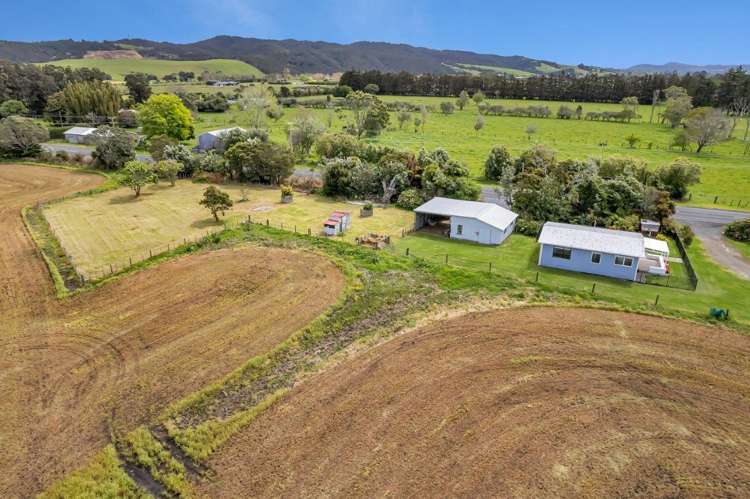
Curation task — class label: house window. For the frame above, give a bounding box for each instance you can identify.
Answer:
[552,246,572,260]
[456,224,463,235]
[614,255,634,267]
[591,253,601,264]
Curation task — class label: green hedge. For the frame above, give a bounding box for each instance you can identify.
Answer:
[725,219,750,242]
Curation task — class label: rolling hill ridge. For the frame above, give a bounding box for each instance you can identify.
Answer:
[0,36,591,76]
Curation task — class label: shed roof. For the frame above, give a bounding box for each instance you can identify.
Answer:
[538,222,645,258]
[64,127,96,136]
[644,237,670,256]
[415,197,518,231]
[201,127,245,137]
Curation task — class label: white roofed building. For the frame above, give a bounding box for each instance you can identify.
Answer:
[414,197,518,245]
[63,127,97,144]
[197,127,246,152]
[537,222,669,281]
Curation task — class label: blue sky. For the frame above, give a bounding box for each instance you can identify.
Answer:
[4,0,748,68]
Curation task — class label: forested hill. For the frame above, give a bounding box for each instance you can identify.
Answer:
[0,36,587,75]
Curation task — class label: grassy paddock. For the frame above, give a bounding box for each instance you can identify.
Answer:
[42,181,414,277]
[38,58,264,81]
[191,96,750,211]
[726,237,750,261]
[391,232,750,324]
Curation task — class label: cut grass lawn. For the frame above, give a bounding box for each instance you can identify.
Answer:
[391,232,750,325]
[726,237,750,261]
[192,96,750,211]
[38,58,264,81]
[42,181,414,277]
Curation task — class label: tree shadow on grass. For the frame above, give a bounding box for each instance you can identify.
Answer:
[109,192,155,204]
[191,218,223,229]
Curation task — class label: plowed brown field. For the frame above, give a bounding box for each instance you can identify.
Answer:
[200,307,750,498]
[0,164,344,497]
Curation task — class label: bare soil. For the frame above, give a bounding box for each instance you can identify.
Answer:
[0,164,345,497]
[199,307,750,498]
[84,50,142,59]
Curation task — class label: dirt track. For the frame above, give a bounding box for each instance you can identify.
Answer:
[0,164,345,497]
[200,307,750,498]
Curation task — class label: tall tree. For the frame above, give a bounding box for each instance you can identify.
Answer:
[138,93,194,140]
[456,90,470,110]
[122,161,158,197]
[124,73,152,104]
[662,86,693,128]
[200,186,233,222]
[683,107,732,154]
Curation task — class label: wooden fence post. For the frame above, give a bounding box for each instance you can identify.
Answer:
[489,262,493,273]
[308,228,311,236]
[591,283,596,294]
[445,254,448,264]
[406,247,410,256]
[129,256,132,266]
[654,294,660,306]
[535,271,539,282]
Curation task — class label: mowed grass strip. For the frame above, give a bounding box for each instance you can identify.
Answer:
[43,182,414,277]
[192,96,750,210]
[391,232,750,324]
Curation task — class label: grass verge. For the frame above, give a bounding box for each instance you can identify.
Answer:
[39,445,147,499]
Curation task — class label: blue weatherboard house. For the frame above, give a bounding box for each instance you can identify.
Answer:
[537,222,647,281]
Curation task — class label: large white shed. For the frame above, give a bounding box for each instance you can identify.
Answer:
[196,127,246,152]
[414,197,518,245]
[63,127,97,144]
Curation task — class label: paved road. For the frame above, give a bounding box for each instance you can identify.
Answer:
[42,143,152,162]
[674,206,750,279]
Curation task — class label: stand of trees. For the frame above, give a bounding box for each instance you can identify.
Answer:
[486,144,701,232]
[340,68,750,107]
[0,61,111,114]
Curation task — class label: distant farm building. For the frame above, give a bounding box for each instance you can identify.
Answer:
[323,211,351,236]
[414,197,518,245]
[196,127,246,152]
[63,127,97,144]
[537,222,669,281]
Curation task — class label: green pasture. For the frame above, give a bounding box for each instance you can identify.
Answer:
[42,181,413,277]
[726,237,750,261]
[190,95,750,210]
[39,58,264,81]
[390,231,750,324]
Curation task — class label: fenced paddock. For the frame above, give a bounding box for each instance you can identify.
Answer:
[40,182,415,278]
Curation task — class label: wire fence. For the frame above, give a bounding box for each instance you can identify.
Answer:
[60,227,228,285]
[399,243,696,292]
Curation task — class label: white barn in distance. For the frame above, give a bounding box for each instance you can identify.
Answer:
[197,127,246,151]
[63,127,97,144]
[414,197,518,245]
